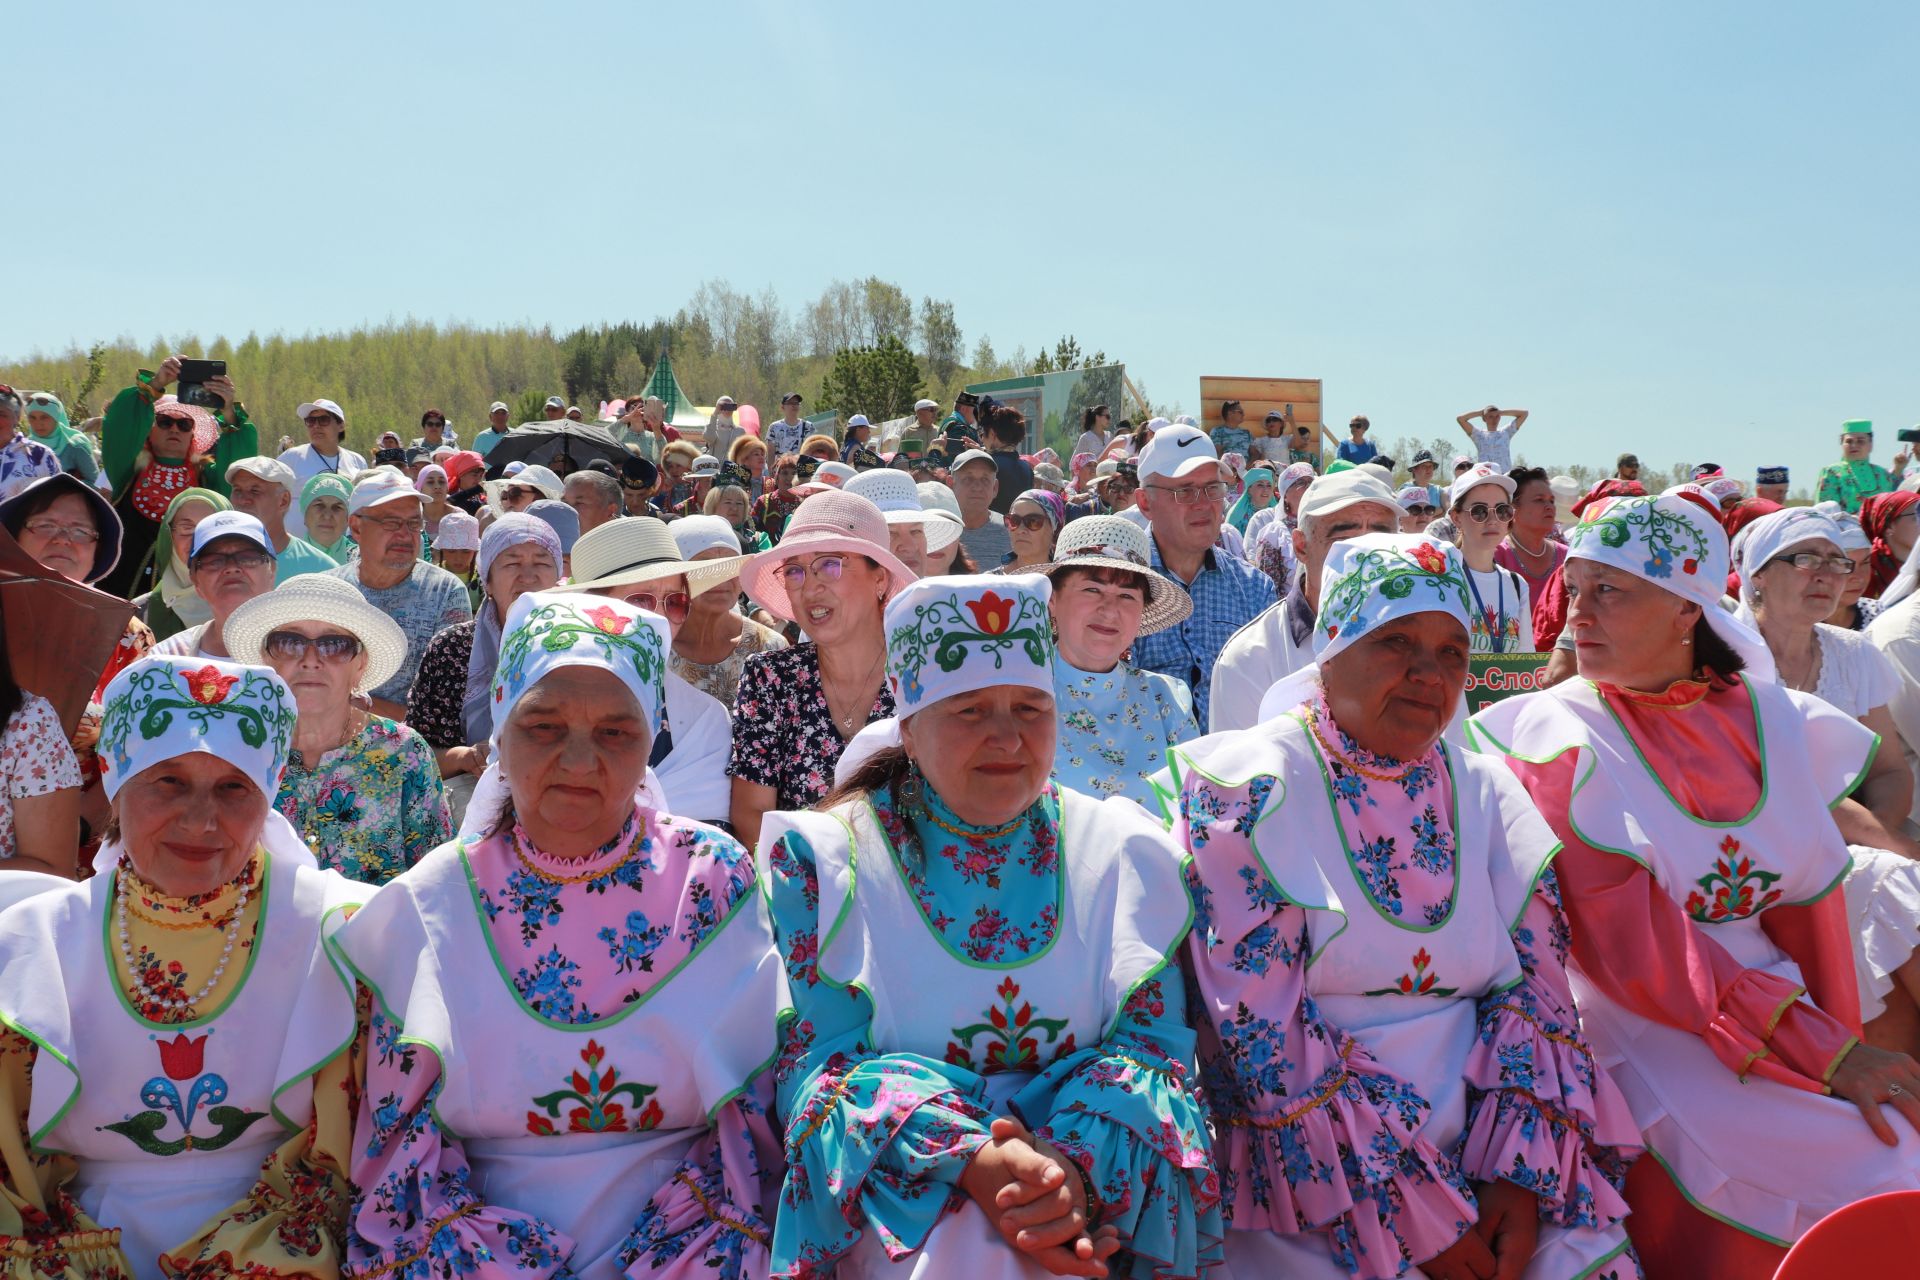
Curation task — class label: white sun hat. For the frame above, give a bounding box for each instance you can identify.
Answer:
[913,480,965,552]
[224,573,410,693]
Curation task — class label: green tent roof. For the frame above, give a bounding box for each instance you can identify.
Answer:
[641,352,705,429]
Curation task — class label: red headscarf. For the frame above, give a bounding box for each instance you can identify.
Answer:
[1859,490,1920,596]
[1720,498,1784,596]
[1568,478,1645,521]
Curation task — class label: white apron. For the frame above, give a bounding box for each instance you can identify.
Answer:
[1470,678,1920,1244]
[334,837,781,1280]
[761,788,1192,1280]
[0,854,361,1280]
[1195,718,1627,1280]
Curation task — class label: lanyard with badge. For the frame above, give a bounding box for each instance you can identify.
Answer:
[1465,567,1507,653]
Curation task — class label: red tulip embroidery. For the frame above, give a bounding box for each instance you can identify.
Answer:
[156,1032,207,1080]
[581,605,631,636]
[104,1029,268,1157]
[946,976,1075,1073]
[1410,543,1449,576]
[1365,947,1459,997]
[966,592,1014,636]
[1684,835,1783,923]
[526,1039,662,1135]
[180,666,239,706]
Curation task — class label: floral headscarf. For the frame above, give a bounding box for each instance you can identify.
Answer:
[1226,466,1277,533]
[1314,534,1472,665]
[884,574,1055,716]
[491,591,670,748]
[1011,488,1066,531]
[97,655,295,803]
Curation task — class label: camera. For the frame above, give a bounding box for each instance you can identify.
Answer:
[176,358,226,409]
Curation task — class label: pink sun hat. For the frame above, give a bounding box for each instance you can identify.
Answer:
[738,489,917,623]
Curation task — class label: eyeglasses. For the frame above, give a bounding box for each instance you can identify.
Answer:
[778,555,847,590]
[303,414,336,426]
[503,487,536,502]
[1770,552,1857,575]
[262,630,363,663]
[22,519,100,544]
[154,416,195,432]
[1460,502,1514,523]
[192,549,272,573]
[1146,482,1228,505]
[361,514,426,535]
[616,588,692,619]
[1007,513,1055,532]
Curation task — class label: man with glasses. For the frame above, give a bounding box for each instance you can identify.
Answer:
[277,396,366,537]
[0,386,62,503]
[1127,424,1277,728]
[1206,467,1401,732]
[325,467,471,718]
[150,511,278,659]
[225,457,338,584]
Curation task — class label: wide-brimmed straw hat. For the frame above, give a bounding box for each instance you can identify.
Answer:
[739,490,917,622]
[1031,514,1193,635]
[225,574,409,693]
[563,516,745,599]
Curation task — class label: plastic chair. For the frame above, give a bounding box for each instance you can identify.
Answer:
[1774,1191,1920,1278]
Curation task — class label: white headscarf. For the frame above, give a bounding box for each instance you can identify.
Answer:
[1729,507,1846,622]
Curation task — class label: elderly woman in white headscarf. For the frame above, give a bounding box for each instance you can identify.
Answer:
[1169,534,1638,1280]
[0,654,364,1279]
[1470,492,1920,1277]
[336,592,781,1279]
[762,573,1223,1278]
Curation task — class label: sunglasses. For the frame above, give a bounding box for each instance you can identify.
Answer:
[778,554,847,590]
[1404,505,1436,517]
[303,414,337,426]
[154,415,195,432]
[1460,502,1514,523]
[614,588,691,619]
[263,630,364,663]
[1007,513,1055,532]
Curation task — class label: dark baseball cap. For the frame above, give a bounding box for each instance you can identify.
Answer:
[780,392,804,405]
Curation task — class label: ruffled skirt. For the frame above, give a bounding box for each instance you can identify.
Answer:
[1843,844,1920,1021]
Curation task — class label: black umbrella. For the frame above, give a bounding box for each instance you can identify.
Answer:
[481,421,632,475]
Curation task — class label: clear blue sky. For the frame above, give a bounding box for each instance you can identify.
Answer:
[13,1,1917,489]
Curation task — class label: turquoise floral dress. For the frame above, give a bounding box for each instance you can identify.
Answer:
[1050,657,1198,807]
[273,714,452,885]
[761,778,1223,1278]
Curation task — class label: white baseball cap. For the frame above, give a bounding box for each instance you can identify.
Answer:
[348,466,427,515]
[913,399,940,412]
[189,510,275,560]
[1136,424,1218,485]
[672,513,743,559]
[689,455,723,479]
[815,460,857,485]
[226,455,297,494]
[489,400,510,414]
[1448,462,1517,509]
[846,414,872,429]
[296,398,345,422]
[1297,468,1401,532]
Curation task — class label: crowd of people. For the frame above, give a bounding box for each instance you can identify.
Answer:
[2,364,1920,1278]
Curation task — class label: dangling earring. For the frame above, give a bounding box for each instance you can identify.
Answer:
[1681,636,1692,646]
[1749,589,1763,607]
[898,756,927,815]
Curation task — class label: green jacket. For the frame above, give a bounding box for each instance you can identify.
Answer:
[102,373,258,501]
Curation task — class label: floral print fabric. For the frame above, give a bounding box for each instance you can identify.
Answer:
[347,807,777,1277]
[671,615,789,712]
[1051,659,1199,807]
[728,643,895,810]
[763,779,1224,1278]
[273,714,452,886]
[0,694,81,860]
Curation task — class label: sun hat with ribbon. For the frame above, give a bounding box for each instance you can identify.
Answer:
[1729,507,1849,621]
[1313,533,1473,666]
[739,490,916,623]
[433,509,480,552]
[883,573,1056,716]
[1032,514,1192,635]
[1564,492,1775,677]
[97,655,296,803]
[150,395,221,457]
[564,515,744,598]
[225,574,410,693]
[490,590,670,747]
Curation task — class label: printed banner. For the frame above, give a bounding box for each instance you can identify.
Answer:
[1465,652,1551,713]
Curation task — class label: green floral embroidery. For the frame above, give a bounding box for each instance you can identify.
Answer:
[1569,495,1710,583]
[495,601,664,711]
[526,1038,662,1135]
[945,976,1075,1073]
[1315,541,1471,646]
[100,663,293,781]
[887,589,1052,705]
[1683,835,1784,923]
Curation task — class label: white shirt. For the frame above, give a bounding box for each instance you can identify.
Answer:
[1207,593,1315,733]
[1073,430,1107,461]
[1469,425,1518,471]
[150,622,215,659]
[1464,566,1535,653]
[277,443,368,536]
[1867,601,1920,831]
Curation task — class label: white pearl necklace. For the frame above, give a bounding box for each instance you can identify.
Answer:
[116,866,252,1018]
